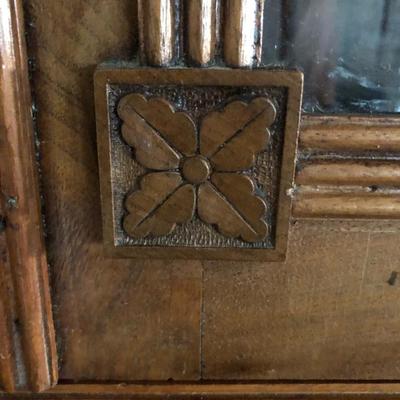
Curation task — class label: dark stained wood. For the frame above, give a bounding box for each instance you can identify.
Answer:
[297,161,400,186]
[198,175,268,242]
[4,0,400,396]
[0,0,57,392]
[4,383,400,399]
[200,97,276,170]
[294,115,400,219]
[95,68,302,259]
[300,115,400,151]
[202,219,400,379]
[25,0,202,382]
[124,173,195,238]
[118,94,197,168]
[0,203,16,393]
[293,192,400,219]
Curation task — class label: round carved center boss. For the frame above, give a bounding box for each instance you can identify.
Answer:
[181,156,211,184]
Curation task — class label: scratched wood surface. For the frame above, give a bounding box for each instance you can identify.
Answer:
[24,0,400,383]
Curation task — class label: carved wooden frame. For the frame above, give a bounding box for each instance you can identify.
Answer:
[2,0,400,397]
[94,68,303,260]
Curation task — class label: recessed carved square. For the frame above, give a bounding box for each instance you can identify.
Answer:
[95,69,303,260]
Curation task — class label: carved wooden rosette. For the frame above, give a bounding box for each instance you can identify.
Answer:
[95,69,303,260]
[118,94,275,242]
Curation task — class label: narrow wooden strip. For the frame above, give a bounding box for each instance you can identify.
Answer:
[300,115,400,151]
[42,382,400,397]
[186,0,218,65]
[0,0,58,392]
[293,192,400,219]
[138,0,175,66]
[297,161,400,186]
[223,0,264,67]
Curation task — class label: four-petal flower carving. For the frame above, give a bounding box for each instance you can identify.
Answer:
[117,94,276,242]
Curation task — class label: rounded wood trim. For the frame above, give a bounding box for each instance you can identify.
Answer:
[0,0,58,392]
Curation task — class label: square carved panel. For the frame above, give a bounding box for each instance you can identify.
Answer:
[95,68,303,260]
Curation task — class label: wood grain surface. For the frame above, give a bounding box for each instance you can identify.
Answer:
[138,0,175,66]
[223,0,264,67]
[4,383,400,399]
[202,220,400,379]
[295,115,400,218]
[185,0,218,66]
[24,0,203,382]
[5,0,400,391]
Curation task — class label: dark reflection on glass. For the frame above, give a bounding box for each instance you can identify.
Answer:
[262,0,400,113]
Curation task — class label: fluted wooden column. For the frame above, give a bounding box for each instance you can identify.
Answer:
[138,0,175,66]
[137,0,265,68]
[186,0,219,66]
[223,0,264,67]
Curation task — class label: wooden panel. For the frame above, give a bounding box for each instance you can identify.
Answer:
[0,0,57,392]
[25,0,202,381]
[18,0,400,390]
[202,220,400,379]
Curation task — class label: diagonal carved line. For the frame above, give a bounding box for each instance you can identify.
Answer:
[130,181,187,230]
[207,181,260,238]
[208,107,269,159]
[121,102,184,158]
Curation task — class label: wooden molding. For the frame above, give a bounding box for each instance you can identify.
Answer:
[300,115,400,151]
[137,0,264,67]
[0,0,58,392]
[293,116,400,219]
[224,0,264,67]
[138,0,176,66]
[186,0,219,66]
[3,383,400,399]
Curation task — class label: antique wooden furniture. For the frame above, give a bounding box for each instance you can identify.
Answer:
[2,0,400,399]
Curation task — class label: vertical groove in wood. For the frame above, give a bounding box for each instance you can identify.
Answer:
[138,0,175,66]
[186,0,218,66]
[223,0,264,67]
[0,0,58,392]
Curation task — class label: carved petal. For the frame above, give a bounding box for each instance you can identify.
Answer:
[200,98,276,171]
[118,94,197,170]
[123,172,195,238]
[198,174,268,242]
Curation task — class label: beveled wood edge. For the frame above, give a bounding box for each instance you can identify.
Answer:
[3,383,400,399]
[94,67,303,260]
[0,0,58,393]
